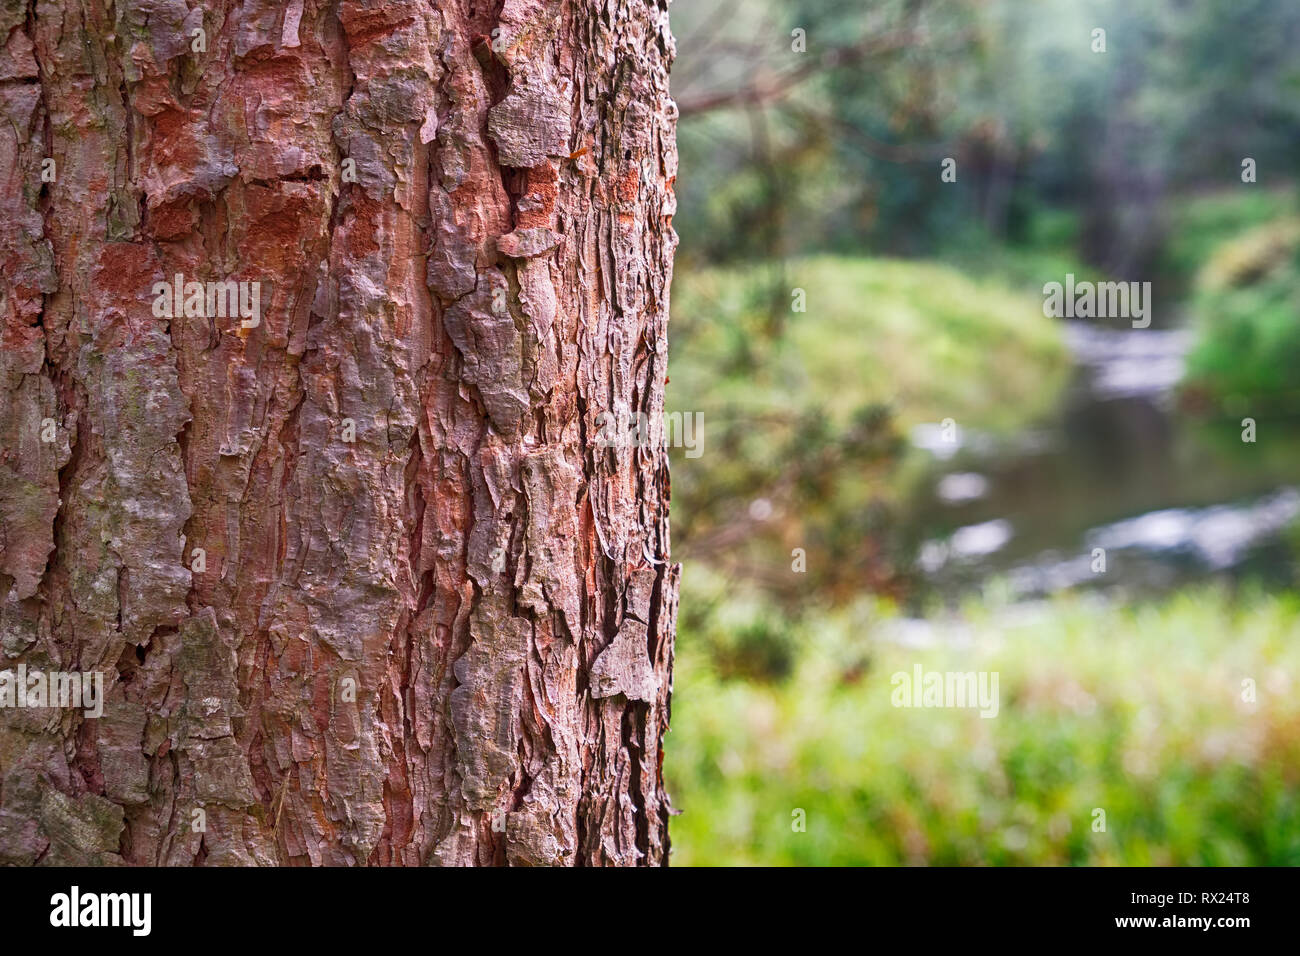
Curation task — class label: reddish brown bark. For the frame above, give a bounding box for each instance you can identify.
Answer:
[0,0,678,866]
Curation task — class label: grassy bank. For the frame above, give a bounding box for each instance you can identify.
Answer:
[669,255,1069,433]
[1182,211,1300,416]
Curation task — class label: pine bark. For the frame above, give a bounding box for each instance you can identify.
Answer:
[0,0,678,866]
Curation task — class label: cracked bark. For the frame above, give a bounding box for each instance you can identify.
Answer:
[0,0,678,866]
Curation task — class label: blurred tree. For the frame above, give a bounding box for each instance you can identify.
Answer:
[673,0,1300,274]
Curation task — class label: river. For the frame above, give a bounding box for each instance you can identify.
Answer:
[902,321,1300,606]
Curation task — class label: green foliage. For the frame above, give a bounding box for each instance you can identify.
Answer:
[673,0,1300,272]
[667,256,1068,608]
[670,256,1067,434]
[667,585,1300,865]
[1160,189,1300,289]
[664,0,1300,868]
[1183,213,1300,414]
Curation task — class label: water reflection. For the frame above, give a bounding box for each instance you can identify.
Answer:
[905,322,1300,602]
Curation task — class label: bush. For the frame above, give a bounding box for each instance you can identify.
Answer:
[1182,218,1300,415]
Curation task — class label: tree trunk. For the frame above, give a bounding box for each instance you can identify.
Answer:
[0,0,678,866]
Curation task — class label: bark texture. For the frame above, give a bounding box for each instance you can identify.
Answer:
[0,0,679,866]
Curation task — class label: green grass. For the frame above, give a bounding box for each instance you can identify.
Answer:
[1182,214,1300,415]
[669,255,1069,434]
[666,582,1300,865]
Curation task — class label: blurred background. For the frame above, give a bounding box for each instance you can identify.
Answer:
[662,0,1300,864]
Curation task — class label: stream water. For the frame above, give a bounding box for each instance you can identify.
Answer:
[903,322,1300,606]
